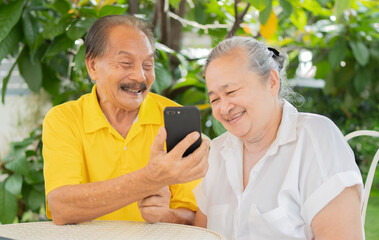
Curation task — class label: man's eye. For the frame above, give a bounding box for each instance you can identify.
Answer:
[143,64,153,70]
[227,90,237,95]
[120,61,132,66]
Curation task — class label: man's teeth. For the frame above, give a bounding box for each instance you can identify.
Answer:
[229,112,243,121]
[121,87,141,93]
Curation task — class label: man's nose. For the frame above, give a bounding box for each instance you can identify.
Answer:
[129,65,147,82]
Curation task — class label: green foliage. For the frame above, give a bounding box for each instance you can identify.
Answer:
[0,0,378,229]
[0,128,45,224]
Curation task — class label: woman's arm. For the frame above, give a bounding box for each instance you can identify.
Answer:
[311,185,363,240]
[193,208,207,227]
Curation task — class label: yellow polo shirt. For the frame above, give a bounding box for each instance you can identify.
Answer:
[42,85,200,220]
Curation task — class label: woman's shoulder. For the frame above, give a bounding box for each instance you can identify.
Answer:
[297,112,343,139]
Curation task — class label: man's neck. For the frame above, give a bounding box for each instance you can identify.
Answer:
[99,101,140,139]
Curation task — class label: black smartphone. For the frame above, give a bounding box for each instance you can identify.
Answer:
[164,106,202,157]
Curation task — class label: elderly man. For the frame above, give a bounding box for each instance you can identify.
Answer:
[42,15,209,225]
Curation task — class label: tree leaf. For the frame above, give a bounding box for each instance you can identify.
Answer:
[249,0,268,11]
[24,187,45,212]
[0,0,25,43]
[259,1,272,25]
[67,17,97,40]
[260,10,278,39]
[5,174,23,196]
[22,10,39,50]
[42,14,73,40]
[73,44,86,71]
[42,63,61,96]
[279,0,293,17]
[0,23,21,63]
[152,62,172,94]
[302,0,331,16]
[44,34,75,58]
[328,39,347,69]
[0,182,18,224]
[349,41,370,66]
[290,8,307,30]
[52,0,72,15]
[353,68,371,93]
[334,0,352,21]
[18,47,43,93]
[99,5,127,18]
[211,115,226,136]
[1,55,18,103]
[4,153,29,175]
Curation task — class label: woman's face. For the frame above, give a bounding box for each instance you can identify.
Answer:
[206,48,280,141]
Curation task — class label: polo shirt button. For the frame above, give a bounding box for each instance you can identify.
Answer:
[124,146,127,150]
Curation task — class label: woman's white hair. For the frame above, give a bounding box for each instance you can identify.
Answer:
[205,36,297,101]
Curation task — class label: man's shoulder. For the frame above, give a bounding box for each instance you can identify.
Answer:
[45,94,88,120]
[147,92,180,108]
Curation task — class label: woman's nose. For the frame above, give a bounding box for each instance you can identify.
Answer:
[219,98,232,115]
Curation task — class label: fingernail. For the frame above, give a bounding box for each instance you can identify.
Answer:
[158,127,162,135]
[193,132,200,139]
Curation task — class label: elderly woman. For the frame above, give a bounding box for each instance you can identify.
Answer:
[193,36,364,240]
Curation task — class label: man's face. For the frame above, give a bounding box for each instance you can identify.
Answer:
[86,25,155,112]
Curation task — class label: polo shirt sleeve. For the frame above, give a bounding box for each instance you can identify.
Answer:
[299,116,363,226]
[42,107,83,218]
[169,178,201,212]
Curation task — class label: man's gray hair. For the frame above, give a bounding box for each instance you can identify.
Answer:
[85,15,154,60]
[205,36,295,101]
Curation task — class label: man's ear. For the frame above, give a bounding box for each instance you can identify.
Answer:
[85,58,97,81]
[269,69,280,96]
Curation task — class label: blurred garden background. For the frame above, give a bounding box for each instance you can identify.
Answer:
[0,0,378,238]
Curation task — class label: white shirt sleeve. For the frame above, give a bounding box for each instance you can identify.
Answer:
[298,115,363,226]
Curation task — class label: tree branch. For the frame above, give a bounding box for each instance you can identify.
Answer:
[226,1,251,39]
[128,0,138,15]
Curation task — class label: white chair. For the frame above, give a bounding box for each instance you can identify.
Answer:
[345,130,379,226]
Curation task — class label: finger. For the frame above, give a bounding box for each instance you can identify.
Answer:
[183,143,210,180]
[183,137,210,163]
[150,127,167,154]
[169,131,200,158]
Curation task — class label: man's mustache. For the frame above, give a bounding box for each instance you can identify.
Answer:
[120,82,148,91]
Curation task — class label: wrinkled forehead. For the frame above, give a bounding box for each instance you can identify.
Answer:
[104,25,155,57]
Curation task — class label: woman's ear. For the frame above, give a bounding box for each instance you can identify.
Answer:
[269,69,280,96]
[85,58,97,81]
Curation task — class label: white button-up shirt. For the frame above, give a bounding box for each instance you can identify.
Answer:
[194,101,363,240]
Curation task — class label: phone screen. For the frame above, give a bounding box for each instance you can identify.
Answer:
[164,106,202,157]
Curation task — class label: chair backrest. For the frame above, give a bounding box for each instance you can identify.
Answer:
[345,130,379,226]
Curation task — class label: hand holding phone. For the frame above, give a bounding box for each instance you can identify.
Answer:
[164,106,202,157]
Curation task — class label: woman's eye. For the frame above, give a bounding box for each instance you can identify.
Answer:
[210,98,219,104]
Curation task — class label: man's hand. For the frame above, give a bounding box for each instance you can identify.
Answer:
[144,127,210,186]
[138,186,171,223]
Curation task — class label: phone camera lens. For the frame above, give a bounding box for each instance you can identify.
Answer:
[167,110,176,115]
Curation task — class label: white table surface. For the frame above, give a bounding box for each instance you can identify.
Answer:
[0,220,226,240]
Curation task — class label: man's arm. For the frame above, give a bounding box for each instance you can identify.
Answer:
[138,186,196,224]
[48,128,210,225]
[311,185,363,240]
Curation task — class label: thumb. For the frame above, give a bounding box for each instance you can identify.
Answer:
[150,127,167,154]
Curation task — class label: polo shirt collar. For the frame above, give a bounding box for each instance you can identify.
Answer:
[83,85,161,133]
[84,85,109,133]
[137,93,161,125]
